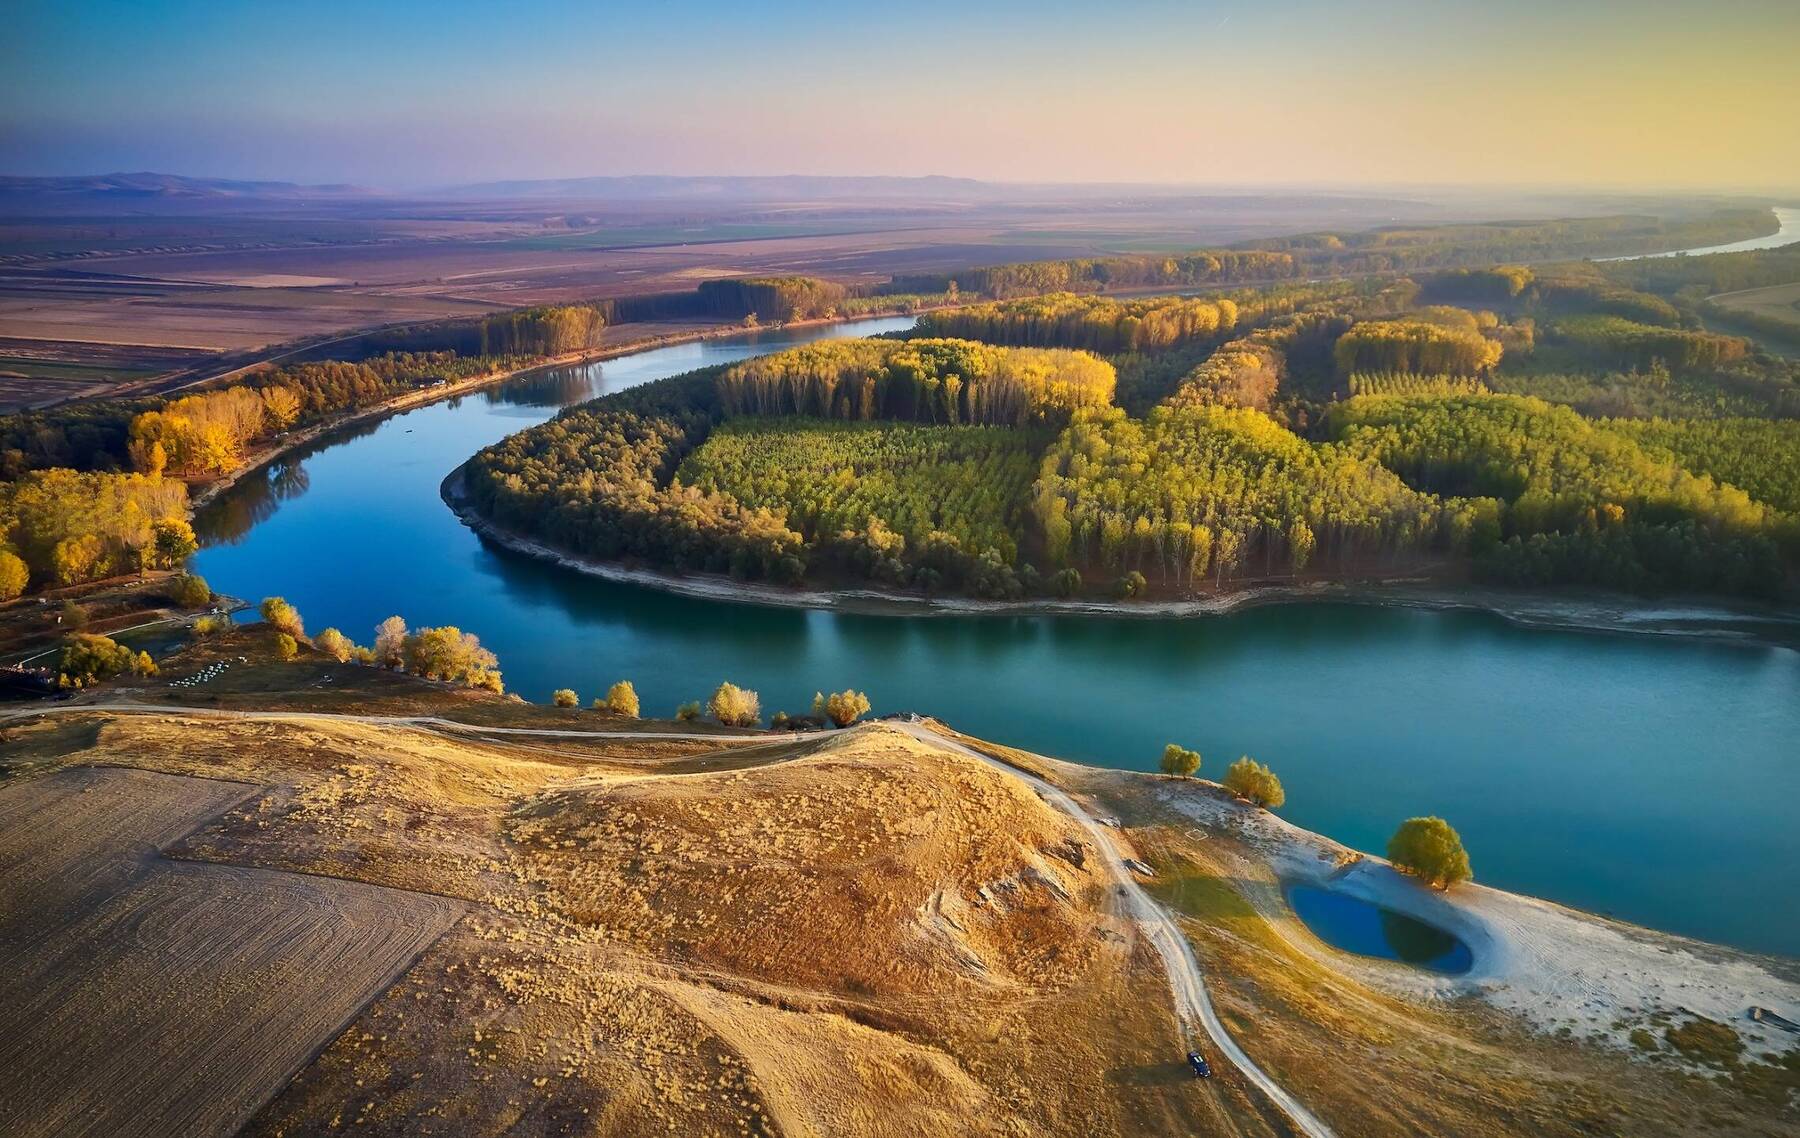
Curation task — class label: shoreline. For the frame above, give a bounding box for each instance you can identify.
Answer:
[185,309,935,512]
[441,465,1800,647]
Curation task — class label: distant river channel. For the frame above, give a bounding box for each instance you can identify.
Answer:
[192,316,1800,958]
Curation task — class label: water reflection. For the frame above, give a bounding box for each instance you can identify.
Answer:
[482,366,599,408]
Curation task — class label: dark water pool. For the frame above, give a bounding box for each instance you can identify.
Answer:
[1286,884,1473,973]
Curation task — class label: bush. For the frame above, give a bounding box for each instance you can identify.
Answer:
[314,627,354,663]
[192,613,228,636]
[273,632,298,661]
[172,573,211,608]
[57,632,138,686]
[552,688,578,708]
[259,596,304,639]
[676,701,701,722]
[0,550,28,601]
[602,680,639,718]
[60,601,88,630]
[1160,743,1201,778]
[1115,571,1148,599]
[709,682,761,727]
[1223,756,1285,809]
[1387,816,1472,889]
[822,689,871,728]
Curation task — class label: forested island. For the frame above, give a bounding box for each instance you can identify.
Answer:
[458,234,1800,607]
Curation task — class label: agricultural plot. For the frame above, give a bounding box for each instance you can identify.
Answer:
[0,766,466,1138]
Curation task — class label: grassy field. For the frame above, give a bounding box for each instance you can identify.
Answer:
[1711,281,1800,329]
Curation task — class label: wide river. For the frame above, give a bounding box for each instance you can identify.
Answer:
[193,317,1800,958]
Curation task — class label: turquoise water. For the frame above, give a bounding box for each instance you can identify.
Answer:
[1286,885,1473,974]
[192,318,1800,958]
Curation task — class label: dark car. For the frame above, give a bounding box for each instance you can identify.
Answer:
[1186,1050,1212,1079]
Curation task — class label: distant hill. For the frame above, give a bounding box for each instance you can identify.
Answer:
[433,173,996,202]
[0,172,373,213]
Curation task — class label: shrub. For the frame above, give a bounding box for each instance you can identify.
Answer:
[192,613,228,636]
[675,701,701,722]
[314,627,354,663]
[1115,571,1148,599]
[172,573,211,608]
[273,632,298,661]
[1051,567,1083,597]
[1160,743,1201,778]
[822,689,872,728]
[709,681,761,727]
[1223,756,1285,809]
[60,601,88,630]
[553,688,578,708]
[0,550,28,601]
[602,680,639,718]
[1387,816,1472,889]
[259,596,305,639]
[57,632,137,686]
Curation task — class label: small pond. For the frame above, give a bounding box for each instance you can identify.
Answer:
[1286,883,1473,974]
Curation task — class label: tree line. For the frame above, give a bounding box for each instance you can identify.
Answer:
[716,339,1115,426]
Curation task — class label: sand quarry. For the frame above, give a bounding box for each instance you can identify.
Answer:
[0,684,1795,1137]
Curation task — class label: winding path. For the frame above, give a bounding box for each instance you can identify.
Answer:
[5,701,1333,1136]
[891,723,1335,1138]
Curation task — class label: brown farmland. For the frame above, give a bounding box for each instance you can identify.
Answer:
[0,765,466,1138]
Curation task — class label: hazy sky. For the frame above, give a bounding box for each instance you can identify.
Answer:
[5,0,1797,191]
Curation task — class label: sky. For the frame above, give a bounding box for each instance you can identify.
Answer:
[5,0,1798,192]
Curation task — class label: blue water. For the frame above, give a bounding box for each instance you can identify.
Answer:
[1286,885,1473,974]
[192,316,1800,958]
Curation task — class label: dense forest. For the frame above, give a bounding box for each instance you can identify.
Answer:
[461,227,1799,603]
[715,339,1115,426]
[679,419,1043,590]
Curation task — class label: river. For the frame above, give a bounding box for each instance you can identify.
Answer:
[192,316,1800,958]
[1599,205,1800,260]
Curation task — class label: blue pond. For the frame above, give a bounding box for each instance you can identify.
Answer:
[1286,884,1474,974]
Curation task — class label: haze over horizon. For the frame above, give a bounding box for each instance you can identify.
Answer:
[6,0,1797,194]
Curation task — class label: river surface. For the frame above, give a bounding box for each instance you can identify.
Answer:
[193,317,1800,958]
[1600,205,1800,260]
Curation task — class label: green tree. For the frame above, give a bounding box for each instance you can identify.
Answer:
[1387,816,1472,889]
[172,573,211,608]
[1223,756,1285,809]
[709,682,761,727]
[60,600,88,630]
[1115,571,1148,599]
[675,701,701,722]
[0,550,28,601]
[273,632,298,661]
[553,688,579,708]
[55,632,135,686]
[259,596,305,639]
[823,689,872,728]
[1160,743,1201,778]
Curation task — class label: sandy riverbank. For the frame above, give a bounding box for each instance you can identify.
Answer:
[1146,773,1800,1060]
[442,465,1800,647]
